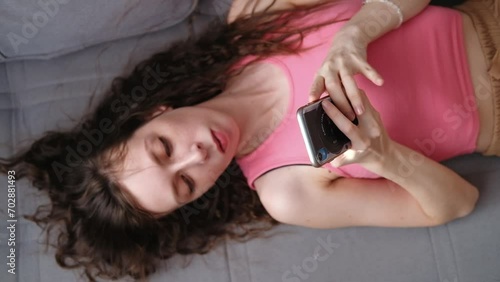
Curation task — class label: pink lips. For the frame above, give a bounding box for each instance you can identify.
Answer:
[211,130,227,154]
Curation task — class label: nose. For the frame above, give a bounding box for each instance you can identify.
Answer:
[171,143,208,171]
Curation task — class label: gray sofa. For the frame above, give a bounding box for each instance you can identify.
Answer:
[1,1,499,281]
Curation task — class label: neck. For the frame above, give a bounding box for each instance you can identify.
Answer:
[198,61,288,158]
[200,87,277,159]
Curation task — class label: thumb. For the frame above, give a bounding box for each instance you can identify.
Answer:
[330,154,347,168]
[362,64,384,86]
[330,149,359,167]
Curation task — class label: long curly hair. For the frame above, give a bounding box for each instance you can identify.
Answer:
[0,1,371,281]
[0,0,466,281]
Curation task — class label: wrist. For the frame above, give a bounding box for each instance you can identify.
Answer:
[363,139,400,175]
[371,140,425,184]
[335,24,370,48]
[363,0,404,29]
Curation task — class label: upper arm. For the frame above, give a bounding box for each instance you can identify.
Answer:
[256,169,451,229]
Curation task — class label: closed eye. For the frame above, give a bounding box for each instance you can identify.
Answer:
[159,137,172,157]
[181,175,196,194]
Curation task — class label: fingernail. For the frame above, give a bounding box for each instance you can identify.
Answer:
[376,78,384,86]
[355,105,364,115]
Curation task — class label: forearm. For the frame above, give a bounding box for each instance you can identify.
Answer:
[338,0,431,45]
[367,141,479,222]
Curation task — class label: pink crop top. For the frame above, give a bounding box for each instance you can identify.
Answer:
[235,1,479,190]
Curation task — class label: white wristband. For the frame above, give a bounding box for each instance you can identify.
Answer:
[363,0,404,29]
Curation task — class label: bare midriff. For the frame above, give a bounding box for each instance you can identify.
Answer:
[458,11,495,153]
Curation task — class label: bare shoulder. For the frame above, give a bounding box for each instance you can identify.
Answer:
[226,59,288,97]
[228,60,280,85]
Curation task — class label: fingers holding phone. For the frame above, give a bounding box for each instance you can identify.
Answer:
[321,90,393,168]
[297,96,359,167]
[297,89,392,169]
[310,74,357,121]
[308,30,384,120]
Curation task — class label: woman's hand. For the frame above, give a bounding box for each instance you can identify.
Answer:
[322,89,479,223]
[321,89,392,169]
[309,27,384,121]
[308,0,431,118]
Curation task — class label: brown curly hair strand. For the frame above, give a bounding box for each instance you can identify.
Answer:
[0,1,344,281]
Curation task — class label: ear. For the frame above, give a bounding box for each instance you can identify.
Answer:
[145,105,171,121]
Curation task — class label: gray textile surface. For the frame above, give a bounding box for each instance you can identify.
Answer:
[1,0,500,282]
[0,0,198,62]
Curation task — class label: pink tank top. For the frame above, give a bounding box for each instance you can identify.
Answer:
[235,1,479,190]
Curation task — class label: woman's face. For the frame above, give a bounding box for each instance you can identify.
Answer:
[117,105,240,215]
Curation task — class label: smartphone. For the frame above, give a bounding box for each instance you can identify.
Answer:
[297,96,358,167]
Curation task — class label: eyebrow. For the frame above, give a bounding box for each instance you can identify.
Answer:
[145,138,183,206]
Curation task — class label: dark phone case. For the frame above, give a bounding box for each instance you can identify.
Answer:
[297,97,358,167]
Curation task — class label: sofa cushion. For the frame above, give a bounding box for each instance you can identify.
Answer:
[197,0,232,17]
[0,0,197,62]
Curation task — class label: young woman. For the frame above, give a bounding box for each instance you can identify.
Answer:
[1,0,498,280]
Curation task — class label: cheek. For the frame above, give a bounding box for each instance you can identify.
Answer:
[169,118,204,136]
[199,165,226,189]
